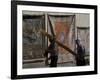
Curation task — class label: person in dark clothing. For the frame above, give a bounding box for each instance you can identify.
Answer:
[44,37,58,67]
[75,39,86,66]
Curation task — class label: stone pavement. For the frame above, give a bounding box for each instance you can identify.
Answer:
[23,61,76,68]
[23,53,76,68]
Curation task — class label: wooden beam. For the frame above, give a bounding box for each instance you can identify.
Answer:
[40,30,76,56]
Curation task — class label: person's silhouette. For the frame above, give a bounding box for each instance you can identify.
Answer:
[44,37,58,67]
[75,39,86,66]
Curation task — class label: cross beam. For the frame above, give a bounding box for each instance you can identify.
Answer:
[40,30,76,56]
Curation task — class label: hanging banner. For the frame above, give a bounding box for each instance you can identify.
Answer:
[49,15,75,64]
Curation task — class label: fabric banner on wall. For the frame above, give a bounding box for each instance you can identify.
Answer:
[23,15,45,60]
[48,15,76,64]
[77,28,90,55]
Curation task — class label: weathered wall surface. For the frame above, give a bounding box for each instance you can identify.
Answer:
[22,11,90,65]
[76,14,90,27]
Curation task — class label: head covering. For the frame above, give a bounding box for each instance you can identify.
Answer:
[75,39,80,44]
